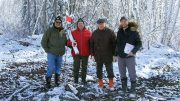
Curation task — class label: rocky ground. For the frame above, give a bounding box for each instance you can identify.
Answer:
[0,61,179,101]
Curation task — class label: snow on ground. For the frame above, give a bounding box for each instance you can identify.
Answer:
[136,44,180,79]
[0,34,180,100]
[0,34,46,70]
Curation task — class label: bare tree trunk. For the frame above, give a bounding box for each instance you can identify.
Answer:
[43,0,48,32]
[32,0,46,35]
[22,0,31,36]
[161,0,168,44]
[33,0,37,34]
[53,0,57,17]
[168,0,180,46]
[27,0,30,35]
[166,0,174,46]
[161,0,174,45]
[69,0,76,15]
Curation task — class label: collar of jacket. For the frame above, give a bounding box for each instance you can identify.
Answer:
[97,27,107,32]
[119,26,138,32]
[52,26,65,36]
[76,27,86,32]
[53,25,64,32]
[119,27,130,32]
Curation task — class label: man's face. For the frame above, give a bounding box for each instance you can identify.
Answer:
[98,23,106,30]
[78,22,85,30]
[55,20,62,28]
[120,20,128,28]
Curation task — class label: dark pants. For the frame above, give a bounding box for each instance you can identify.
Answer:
[73,56,89,82]
[96,62,114,79]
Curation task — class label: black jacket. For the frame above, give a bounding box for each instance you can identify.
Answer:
[116,26,142,58]
[90,27,116,63]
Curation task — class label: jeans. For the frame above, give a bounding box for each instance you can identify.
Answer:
[46,52,63,77]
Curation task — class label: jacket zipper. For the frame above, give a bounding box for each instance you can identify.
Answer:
[80,30,83,56]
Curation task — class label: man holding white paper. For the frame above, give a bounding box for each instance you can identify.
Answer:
[116,17,142,97]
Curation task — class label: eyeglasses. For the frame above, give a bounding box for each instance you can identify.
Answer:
[55,21,62,24]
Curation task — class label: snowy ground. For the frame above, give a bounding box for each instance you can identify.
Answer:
[0,34,180,101]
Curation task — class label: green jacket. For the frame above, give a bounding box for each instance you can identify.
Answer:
[41,26,67,56]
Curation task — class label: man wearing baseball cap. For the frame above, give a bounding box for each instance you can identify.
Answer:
[116,16,142,97]
[41,16,67,88]
[67,18,92,84]
[90,19,116,90]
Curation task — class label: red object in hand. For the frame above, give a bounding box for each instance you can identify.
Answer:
[66,16,73,23]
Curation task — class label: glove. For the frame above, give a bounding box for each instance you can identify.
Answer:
[90,55,95,62]
[113,56,118,62]
[72,41,77,47]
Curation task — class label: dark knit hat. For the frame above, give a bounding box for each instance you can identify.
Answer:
[120,16,128,21]
[77,18,84,24]
[97,19,106,24]
[55,16,62,22]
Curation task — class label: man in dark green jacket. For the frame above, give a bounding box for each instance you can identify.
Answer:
[41,16,67,88]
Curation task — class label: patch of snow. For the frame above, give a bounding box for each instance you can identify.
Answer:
[47,86,65,95]
[67,84,78,94]
[86,75,95,82]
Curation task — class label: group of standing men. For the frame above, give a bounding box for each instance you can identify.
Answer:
[41,16,142,96]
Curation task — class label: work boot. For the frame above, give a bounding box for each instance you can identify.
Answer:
[55,73,60,86]
[98,79,104,88]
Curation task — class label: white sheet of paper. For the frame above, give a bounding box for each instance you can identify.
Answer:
[124,43,135,54]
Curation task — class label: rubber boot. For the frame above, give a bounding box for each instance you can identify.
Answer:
[98,79,104,88]
[129,81,136,98]
[121,78,128,93]
[109,78,114,91]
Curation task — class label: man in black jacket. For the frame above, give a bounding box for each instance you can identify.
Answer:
[90,19,116,90]
[116,17,142,97]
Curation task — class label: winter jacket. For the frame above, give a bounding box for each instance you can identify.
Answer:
[67,28,92,57]
[41,26,67,56]
[90,27,116,63]
[116,22,142,58]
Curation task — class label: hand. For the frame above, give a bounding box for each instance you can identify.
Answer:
[90,56,95,61]
[127,52,134,57]
[72,41,77,47]
[113,56,118,62]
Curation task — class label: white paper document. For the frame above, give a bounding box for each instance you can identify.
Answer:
[124,43,135,54]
